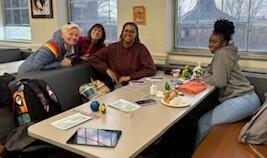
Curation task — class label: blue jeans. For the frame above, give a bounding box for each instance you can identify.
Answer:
[196,91,261,146]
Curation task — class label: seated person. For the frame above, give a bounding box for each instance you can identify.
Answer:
[87,22,156,89]
[18,23,80,73]
[196,19,261,146]
[77,23,106,61]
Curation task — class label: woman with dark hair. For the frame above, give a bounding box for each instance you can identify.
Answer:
[77,24,106,61]
[88,22,156,90]
[195,19,261,145]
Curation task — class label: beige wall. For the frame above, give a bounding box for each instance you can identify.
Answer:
[0,0,66,50]
[0,0,266,71]
[30,0,67,50]
[118,0,174,64]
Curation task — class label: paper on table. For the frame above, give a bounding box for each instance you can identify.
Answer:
[109,99,140,112]
[51,113,93,130]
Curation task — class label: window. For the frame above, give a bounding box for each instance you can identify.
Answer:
[175,0,267,52]
[68,0,117,42]
[1,0,31,41]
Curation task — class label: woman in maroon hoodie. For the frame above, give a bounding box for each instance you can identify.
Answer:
[88,22,156,89]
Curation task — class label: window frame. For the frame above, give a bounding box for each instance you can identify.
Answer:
[1,0,31,41]
[67,0,118,42]
[173,0,267,60]
[172,48,267,61]
[2,0,29,26]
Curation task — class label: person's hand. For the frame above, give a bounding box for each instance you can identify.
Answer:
[119,76,131,84]
[106,69,119,84]
[60,58,72,67]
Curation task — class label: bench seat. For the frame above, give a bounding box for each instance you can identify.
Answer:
[193,122,267,158]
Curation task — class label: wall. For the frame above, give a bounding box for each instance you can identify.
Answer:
[0,0,266,71]
[29,0,68,50]
[0,0,67,50]
[118,0,173,64]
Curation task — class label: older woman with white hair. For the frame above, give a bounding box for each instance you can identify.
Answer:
[18,23,80,73]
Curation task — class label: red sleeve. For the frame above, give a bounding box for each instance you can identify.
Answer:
[87,46,110,74]
[130,44,156,79]
[77,36,86,56]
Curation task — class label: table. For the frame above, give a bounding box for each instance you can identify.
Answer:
[0,60,24,75]
[28,74,215,158]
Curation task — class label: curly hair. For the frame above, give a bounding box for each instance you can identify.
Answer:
[213,19,235,44]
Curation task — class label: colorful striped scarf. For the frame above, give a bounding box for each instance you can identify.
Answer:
[44,40,61,58]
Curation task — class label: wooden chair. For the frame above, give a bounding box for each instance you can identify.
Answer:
[193,122,267,158]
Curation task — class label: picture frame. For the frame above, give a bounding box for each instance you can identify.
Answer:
[30,0,53,18]
[133,6,146,25]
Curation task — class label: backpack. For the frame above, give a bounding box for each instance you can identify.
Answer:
[13,79,61,126]
[2,79,62,158]
[0,73,15,107]
[238,92,267,145]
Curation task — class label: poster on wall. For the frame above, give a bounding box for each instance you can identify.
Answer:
[30,0,53,18]
[133,6,146,25]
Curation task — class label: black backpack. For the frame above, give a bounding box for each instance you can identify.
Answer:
[13,79,61,125]
[2,79,62,158]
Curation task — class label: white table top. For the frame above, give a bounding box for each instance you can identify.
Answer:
[28,75,215,158]
[0,60,24,75]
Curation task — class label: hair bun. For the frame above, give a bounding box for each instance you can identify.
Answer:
[213,19,235,43]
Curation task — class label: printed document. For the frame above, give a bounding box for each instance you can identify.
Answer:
[109,99,140,112]
[52,113,93,130]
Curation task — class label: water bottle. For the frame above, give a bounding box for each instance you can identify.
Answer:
[150,83,157,96]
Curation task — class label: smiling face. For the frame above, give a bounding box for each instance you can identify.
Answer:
[90,26,103,41]
[121,24,137,47]
[208,33,226,54]
[62,28,80,47]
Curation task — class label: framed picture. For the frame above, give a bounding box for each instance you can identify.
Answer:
[133,6,146,25]
[30,0,53,18]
